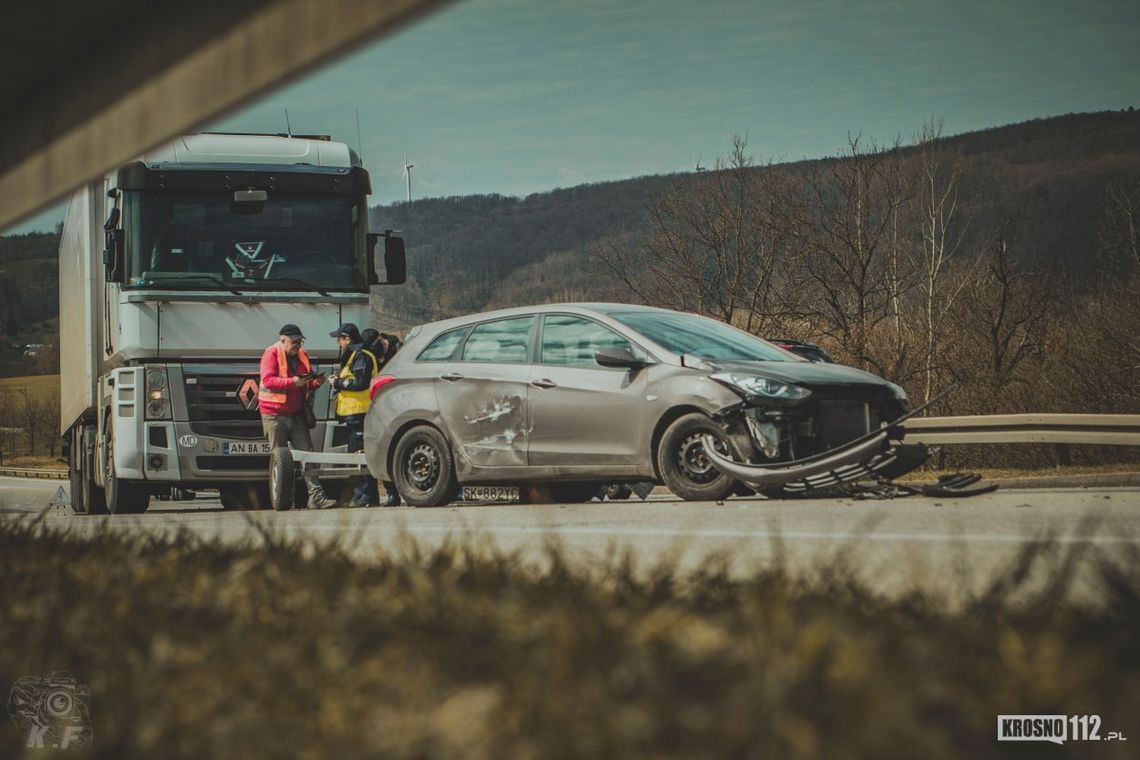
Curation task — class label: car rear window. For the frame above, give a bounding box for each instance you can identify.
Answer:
[612,311,790,362]
[417,327,467,362]
[460,316,535,363]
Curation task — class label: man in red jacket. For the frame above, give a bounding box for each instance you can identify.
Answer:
[260,323,336,509]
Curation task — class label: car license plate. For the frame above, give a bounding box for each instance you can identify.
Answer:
[223,441,272,455]
[461,486,520,502]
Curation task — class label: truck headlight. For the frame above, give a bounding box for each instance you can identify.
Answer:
[145,368,171,419]
[710,372,812,403]
[885,381,908,403]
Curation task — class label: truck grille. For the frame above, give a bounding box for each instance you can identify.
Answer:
[184,372,262,422]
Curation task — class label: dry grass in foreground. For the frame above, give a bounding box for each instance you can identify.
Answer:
[1,518,1137,759]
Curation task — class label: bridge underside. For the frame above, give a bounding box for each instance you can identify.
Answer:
[0,0,445,231]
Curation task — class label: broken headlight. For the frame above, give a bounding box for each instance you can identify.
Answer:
[710,372,812,403]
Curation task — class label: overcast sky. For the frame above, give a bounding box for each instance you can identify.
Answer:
[9,0,1139,233]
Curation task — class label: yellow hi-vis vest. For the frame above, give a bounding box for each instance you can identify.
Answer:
[335,349,379,416]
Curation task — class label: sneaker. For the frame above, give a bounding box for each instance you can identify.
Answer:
[348,497,373,509]
[308,494,338,510]
[383,493,402,507]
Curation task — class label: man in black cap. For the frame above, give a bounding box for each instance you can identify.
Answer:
[326,323,382,507]
[259,323,335,509]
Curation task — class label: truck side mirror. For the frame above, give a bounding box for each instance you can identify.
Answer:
[103,228,125,283]
[368,231,407,285]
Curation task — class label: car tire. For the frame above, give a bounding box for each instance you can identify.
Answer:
[549,481,604,503]
[392,425,458,507]
[656,412,737,502]
[269,447,295,511]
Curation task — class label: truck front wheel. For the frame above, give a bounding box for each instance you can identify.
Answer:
[103,426,149,515]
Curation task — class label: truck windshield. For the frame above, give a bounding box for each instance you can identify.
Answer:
[124,192,367,291]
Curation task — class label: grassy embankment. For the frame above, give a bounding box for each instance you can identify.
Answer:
[0,519,1136,758]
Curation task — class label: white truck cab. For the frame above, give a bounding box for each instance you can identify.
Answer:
[59,133,405,513]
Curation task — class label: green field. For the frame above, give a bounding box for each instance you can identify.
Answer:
[0,523,1136,758]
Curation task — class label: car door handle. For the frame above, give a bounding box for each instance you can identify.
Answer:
[440,372,464,381]
[531,378,558,389]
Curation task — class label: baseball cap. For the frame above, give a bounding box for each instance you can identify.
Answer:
[279,324,305,340]
[329,323,361,342]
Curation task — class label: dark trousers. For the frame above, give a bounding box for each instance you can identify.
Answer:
[344,416,377,503]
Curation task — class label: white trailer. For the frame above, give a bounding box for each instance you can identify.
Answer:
[59,133,405,514]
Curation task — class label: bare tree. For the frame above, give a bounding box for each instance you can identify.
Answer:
[17,388,37,456]
[594,135,796,335]
[914,118,980,405]
[1098,177,1140,276]
[951,226,1059,408]
[791,134,913,374]
[30,398,61,458]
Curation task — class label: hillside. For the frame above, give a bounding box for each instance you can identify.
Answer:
[4,109,1139,332]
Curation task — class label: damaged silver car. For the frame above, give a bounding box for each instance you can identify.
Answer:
[364,303,911,506]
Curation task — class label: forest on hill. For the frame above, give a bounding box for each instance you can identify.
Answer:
[368,109,1140,327]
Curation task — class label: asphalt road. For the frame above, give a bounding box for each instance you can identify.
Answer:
[3,476,1138,601]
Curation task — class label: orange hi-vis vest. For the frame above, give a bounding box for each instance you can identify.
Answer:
[259,343,312,406]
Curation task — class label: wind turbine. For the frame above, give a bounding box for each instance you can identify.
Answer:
[402,146,415,203]
[690,149,706,172]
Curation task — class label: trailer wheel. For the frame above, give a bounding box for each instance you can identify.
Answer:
[270,447,295,511]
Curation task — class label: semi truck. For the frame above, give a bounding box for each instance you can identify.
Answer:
[59,132,405,514]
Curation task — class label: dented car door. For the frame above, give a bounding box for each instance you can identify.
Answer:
[527,314,647,468]
[433,315,536,469]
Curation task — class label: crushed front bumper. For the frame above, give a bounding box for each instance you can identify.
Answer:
[702,389,952,492]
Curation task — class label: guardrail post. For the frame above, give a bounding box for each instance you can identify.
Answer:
[1055,443,1072,467]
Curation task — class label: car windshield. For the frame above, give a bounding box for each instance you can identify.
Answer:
[124,191,366,291]
[612,310,794,362]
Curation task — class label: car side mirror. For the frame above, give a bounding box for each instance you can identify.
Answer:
[368,231,407,285]
[595,346,646,369]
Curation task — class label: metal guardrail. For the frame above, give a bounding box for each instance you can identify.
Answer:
[0,467,68,480]
[903,414,1140,446]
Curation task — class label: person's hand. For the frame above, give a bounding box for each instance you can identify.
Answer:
[327,373,339,388]
[312,374,327,387]
[292,375,307,387]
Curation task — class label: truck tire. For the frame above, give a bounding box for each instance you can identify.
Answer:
[392,425,458,507]
[656,413,737,502]
[103,426,149,515]
[269,448,295,511]
[74,425,106,515]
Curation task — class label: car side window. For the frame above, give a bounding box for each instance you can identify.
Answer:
[417,327,467,362]
[460,316,535,363]
[541,314,632,366]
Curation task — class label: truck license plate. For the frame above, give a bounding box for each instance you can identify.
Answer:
[460,486,520,502]
[223,441,272,455]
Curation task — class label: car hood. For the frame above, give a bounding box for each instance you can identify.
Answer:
[700,359,890,388]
